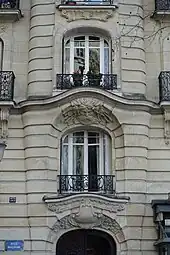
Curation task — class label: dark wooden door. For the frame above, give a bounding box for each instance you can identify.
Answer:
[56,230,115,255]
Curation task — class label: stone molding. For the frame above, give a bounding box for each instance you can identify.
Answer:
[46,194,126,214]
[60,9,114,22]
[52,213,122,236]
[18,88,160,113]
[44,194,128,237]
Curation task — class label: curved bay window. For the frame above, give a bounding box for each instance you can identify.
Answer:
[59,131,115,193]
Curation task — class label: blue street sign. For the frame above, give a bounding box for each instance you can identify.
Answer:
[5,240,24,251]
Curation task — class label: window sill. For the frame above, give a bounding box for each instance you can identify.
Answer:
[152,10,170,19]
[0,9,23,21]
[58,4,117,9]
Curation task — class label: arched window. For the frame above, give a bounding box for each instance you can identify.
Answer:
[64,35,110,74]
[60,131,113,192]
[0,38,4,70]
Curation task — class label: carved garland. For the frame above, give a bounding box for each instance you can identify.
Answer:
[52,214,122,236]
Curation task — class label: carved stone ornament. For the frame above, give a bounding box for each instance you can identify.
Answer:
[60,9,113,22]
[47,195,125,215]
[0,21,8,33]
[0,107,10,140]
[52,213,122,236]
[162,106,170,144]
[61,98,113,126]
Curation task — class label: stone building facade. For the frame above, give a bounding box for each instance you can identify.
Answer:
[0,0,170,254]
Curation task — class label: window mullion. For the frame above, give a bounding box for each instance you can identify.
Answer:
[100,39,104,74]
[70,38,74,73]
[99,132,104,175]
[105,134,111,175]
[68,133,73,175]
[85,36,89,73]
[84,131,88,176]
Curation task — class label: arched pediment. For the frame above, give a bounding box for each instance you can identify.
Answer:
[44,194,129,245]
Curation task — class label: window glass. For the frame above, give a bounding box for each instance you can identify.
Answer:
[64,36,110,74]
[0,39,3,70]
[61,131,111,176]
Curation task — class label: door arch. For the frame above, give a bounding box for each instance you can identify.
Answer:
[56,229,116,255]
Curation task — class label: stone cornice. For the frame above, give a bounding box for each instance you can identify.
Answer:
[13,88,160,114]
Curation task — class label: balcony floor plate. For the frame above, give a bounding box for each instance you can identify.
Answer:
[0,9,22,21]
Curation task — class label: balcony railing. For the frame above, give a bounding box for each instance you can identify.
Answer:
[0,71,14,101]
[60,0,114,5]
[159,71,170,101]
[155,0,170,11]
[0,0,19,9]
[56,74,117,90]
[58,175,115,193]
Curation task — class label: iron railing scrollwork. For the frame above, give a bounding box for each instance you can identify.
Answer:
[0,0,20,9]
[0,71,14,101]
[56,74,117,90]
[58,174,115,193]
[155,0,170,11]
[159,71,170,101]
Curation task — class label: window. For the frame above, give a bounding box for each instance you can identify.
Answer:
[0,38,4,70]
[60,131,113,192]
[64,36,110,74]
[61,131,111,176]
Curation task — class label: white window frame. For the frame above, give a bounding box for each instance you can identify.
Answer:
[64,35,110,74]
[61,131,111,176]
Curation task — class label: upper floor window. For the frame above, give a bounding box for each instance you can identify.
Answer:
[64,36,110,74]
[0,38,4,70]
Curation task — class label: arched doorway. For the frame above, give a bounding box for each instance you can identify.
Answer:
[56,229,116,255]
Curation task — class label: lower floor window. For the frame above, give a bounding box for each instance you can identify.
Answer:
[61,131,111,176]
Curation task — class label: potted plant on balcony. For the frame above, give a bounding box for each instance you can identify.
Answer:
[72,66,85,87]
[72,71,83,87]
[87,69,102,87]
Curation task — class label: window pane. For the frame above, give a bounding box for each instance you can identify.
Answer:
[74,48,85,73]
[89,36,100,47]
[62,145,68,175]
[65,48,70,74]
[73,145,84,175]
[89,48,100,73]
[104,40,109,47]
[73,132,84,143]
[74,36,85,47]
[0,40,3,70]
[88,132,99,144]
[104,48,109,74]
[65,39,70,47]
[63,135,68,144]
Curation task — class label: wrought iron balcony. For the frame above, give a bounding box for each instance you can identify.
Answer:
[0,71,14,101]
[155,0,170,12]
[159,71,170,101]
[0,0,19,9]
[56,74,117,90]
[60,0,114,5]
[0,0,21,21]
[58,175,115,194]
